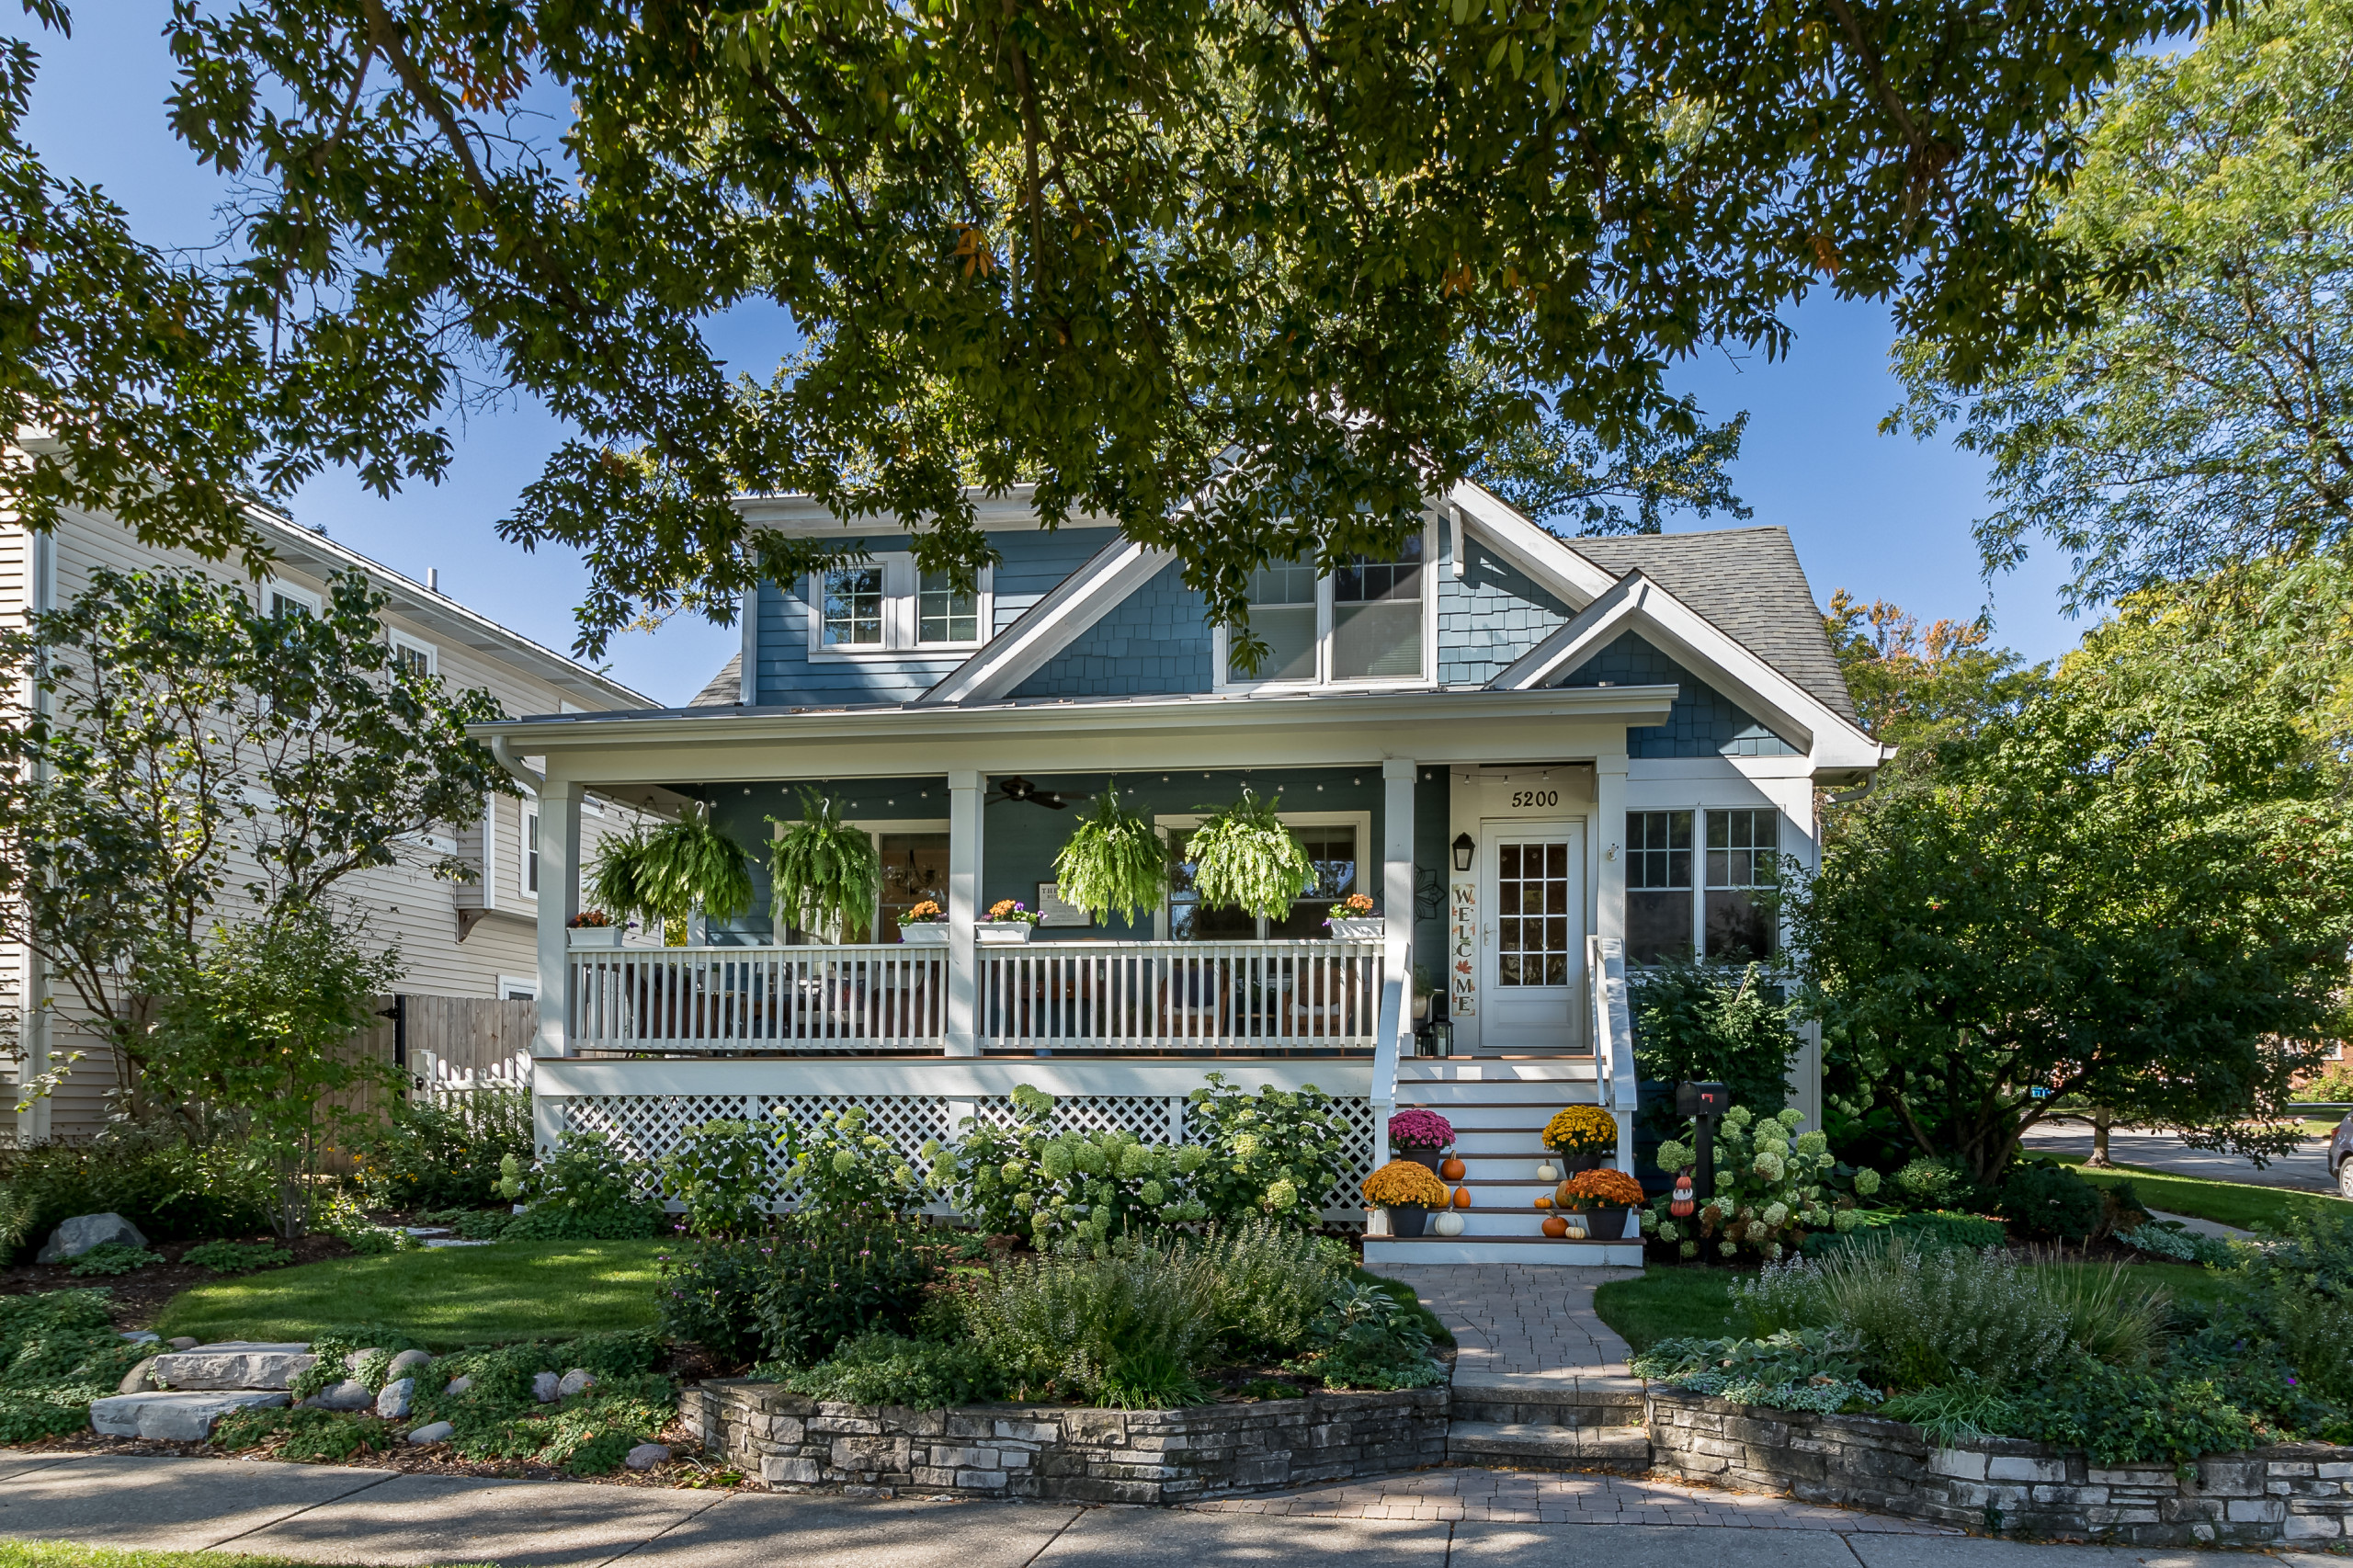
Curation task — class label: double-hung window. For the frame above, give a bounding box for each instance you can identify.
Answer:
[1164,815,1366,939]
[1624,808,1780,962]
[811,558,990,653]
[1216,528,1431,688]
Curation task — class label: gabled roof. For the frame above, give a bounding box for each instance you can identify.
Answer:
[689,653,744,707]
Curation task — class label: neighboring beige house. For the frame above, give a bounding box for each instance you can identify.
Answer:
[0,473,658,1142]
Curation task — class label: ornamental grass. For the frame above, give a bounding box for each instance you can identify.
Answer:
[1362,1159,1449,1208]
[1542,1104,1617,1153]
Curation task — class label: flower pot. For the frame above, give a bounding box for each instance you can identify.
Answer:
[1328,917,1384,940]
[897,923,951,946]
[975,922,1035,945]
[1541,1215,1568,1239]
[1545,1151,1602,1175]
[1585,1203,1631,1241]
[1404,1150,1447,1177]
[1384,1203,1431,1239]
[1439,1155,1467,1182]
[566,926,627,949]
[1431,1210,1466,1238]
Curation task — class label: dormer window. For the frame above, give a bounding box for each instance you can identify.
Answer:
[809,557,992,656]
[1213,523,1434,689]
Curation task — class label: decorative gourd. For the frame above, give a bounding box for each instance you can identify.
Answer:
[1563,1210,1591,1239]
[1533,1195,1552,1209]
[1541,1214,1569,1238]
[1536,1160,1560,1183]
[1450,1184,1472,1210]
[1432,1209,1466,1238]
[1439,1155,1467,1181]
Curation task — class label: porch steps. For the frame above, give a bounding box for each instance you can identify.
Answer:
[1447,1422,1652,1471]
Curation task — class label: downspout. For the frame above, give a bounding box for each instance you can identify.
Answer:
[1824,774,1874,806]
[490,734,546,791]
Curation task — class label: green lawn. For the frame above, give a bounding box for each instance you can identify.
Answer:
[151,1241,665,1347]
[2046,1154,2350,1231]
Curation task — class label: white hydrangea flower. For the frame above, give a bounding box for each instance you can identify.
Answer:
[1655,1140,1693,1171]
[1795,1131,1828,1156]
[1854,1168,1882,1196]
[1833,1208,1859,1233]
[1761,1201,1790,1229]
[1752,1151,1786,1182]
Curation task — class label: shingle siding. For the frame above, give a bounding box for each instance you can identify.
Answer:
[1560,631,1800,757]
[1437,533,1574,685]
[1008,562,1213,699]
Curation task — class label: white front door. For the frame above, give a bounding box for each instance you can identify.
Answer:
[1480,823,1586,1053]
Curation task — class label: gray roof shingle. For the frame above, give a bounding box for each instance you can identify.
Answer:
[1570,527,1857,724]
[688,652,743,707]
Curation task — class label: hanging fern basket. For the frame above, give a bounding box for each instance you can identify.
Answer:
[1188,788,1315,918]
[768,790,883,943]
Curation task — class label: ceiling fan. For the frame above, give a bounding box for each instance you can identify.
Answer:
[987,776,1070,810]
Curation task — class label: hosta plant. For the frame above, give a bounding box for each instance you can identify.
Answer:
[1051,782,1167,927]
[1188,789,1314,916]
[1640,1104,1882,1260]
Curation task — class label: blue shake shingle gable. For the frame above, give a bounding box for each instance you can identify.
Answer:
[1008,561,1213,699]
[1560,631,1800,757]
[1437,532,1574,685]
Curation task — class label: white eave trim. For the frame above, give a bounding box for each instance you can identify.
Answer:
[1444,480,1618,608]
[917,536,1176,706]
[1490,571,1652,691]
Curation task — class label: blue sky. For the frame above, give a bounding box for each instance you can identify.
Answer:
[22,4,2089,708]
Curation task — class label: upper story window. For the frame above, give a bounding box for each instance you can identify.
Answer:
[1215,527,1431,689]
[808,557,991,656]
[390,631,437,678]
[265,579,321,619]
[1625,807,1780,964]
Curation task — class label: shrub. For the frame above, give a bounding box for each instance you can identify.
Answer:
[181,1239,294,1273]
[1800,1210,2006,1258]
[1740,1241,2073,1390]
[0,1186,31,1265]
[1997,1160,2104,1241]
[1182,1220,1352,1359]
[658,1119,776,1239]
[756,1213,938,1369]
[1889,1155,1972,1211]
[1287,1278,1447,1392]
[2242,1204,2353,1403]
[957,1238,1221,1403]
[781,1106,928,1220]
[67,1243,162,1277]
[656,1234,773,1367]
[0,1129,274,1243]
[352,1088,532,1210]
[779,1332,1004,1408]
[1185,1073,1350,1223]
[1643,1104,1880,1259]
[0,1289,153,1443]
[1631,1327,1881,1414]
[941,1085,1207,1244]
[1629,956,1796,1127]
[499,1131,664,1240]
[1362,1159,1448,1208]
[2293,1060,2353,1102]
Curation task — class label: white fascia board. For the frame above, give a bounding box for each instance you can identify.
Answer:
[1444,480,1618,608]
[917,536,1176,706]
[735,483,1115,537]
[1490,571,1650,691]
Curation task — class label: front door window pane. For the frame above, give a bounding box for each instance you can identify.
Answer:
[1703,809,1778,960]
[1332,536,1424,680]
[1233,561,1318,682]
[918,570,979,643]
[1495,839,1574,986]
[1627,810,1694,964]
[821,567,883,646]
[876,832,950,943]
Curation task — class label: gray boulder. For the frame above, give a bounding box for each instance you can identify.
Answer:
[305,1379,374,1412]
[90,1390,287,1441]
[118,1357,158,1395]
[120,1331,160,1346]
[531,1370,562,1403]
[556,1368,595,1398]
[374,1377,415,1419]
[167,1337,199,1350]
[148,1346,316,1392]
[344,1347,383,1373]
[406,1420,455,1445]
[444,1374,473,1397]
[387,1348,434,1377]
[36,1212,146,1264]
[624,1442,671,1471]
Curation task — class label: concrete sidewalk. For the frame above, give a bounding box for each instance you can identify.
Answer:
[5,1450,2348,1568]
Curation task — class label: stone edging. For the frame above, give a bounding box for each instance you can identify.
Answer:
[678,1380,1448,1505]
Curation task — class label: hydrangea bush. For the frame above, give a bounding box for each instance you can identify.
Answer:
[1183,1072,1351,1223]
[1640,1104,1881,1259]
[942,1084,1211,1245]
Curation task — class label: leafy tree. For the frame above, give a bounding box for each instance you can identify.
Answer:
[5,0,2208,662]
[1629,956,1797,1139]
[1821,591,2047,752]
[146,906,404,1237]
[1473,394,1751,536]
[1792,567,2353,1185]
[1891,0,2353,609]
[0,566,507,1117]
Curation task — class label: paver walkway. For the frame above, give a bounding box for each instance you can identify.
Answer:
[1188,1466,1954,1531]
[1368,1263,1640,1379]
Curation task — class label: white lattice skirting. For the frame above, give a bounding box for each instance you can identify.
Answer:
[534,1058,1378,1222]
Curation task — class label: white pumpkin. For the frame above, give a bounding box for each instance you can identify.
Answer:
[1536,1160,1560,1182]
[1432,1209,1466,1238]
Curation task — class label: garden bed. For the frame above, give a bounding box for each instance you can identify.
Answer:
[680,1377,1448,1504]
[1647,1388,2353,1546]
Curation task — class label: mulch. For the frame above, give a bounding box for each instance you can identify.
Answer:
[0,1235,358,1330]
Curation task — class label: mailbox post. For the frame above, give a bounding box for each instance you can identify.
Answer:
[1676,1080,1731,1205]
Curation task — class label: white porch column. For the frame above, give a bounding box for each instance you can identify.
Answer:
[1595,755,1628,946]
[532,778,581,1060]
[946,768,983,1057]
[1381,759,1416,981]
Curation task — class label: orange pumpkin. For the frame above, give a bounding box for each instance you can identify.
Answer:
[1533,1195,1553,1209]
[1450,1185,1472,1210]
[1555,1179,1578,1208]
[1439,1155,1467,1181]
[1541,1215,1569,1238]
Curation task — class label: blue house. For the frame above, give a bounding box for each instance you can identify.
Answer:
[479,481,1884,1264]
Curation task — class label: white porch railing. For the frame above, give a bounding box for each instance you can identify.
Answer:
[570,945,948,1052]
[978,939,1381,1052]
[1587,933,1639,1172]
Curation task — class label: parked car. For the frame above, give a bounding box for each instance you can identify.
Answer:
[2334,1112,2353,1200]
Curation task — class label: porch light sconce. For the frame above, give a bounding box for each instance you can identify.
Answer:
[1451,832,1476,872]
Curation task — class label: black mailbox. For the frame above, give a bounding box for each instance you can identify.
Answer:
[1676,1081,1731,1117]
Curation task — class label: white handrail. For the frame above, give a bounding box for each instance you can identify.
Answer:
[1367,970,1407,1233]
[1588,933,1639,1172]
[978,939,1381,1051]
[569,945,948,1052]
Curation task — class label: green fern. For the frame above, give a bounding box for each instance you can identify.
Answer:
[768,790,882,941]
[1053,782,1168,928]
[1189,789,1314,917]
[586,812,753,930]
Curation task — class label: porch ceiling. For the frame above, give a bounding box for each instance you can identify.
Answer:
[473,685,1678,786]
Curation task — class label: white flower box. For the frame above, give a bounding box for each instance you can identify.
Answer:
[897,923,951,946]
[565,926,628,949]
[976,922,1036,946]
[1327,917,1384,941]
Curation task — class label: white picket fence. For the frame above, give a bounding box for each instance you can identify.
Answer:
[411,1047,533,1103]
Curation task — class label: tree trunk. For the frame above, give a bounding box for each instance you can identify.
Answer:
[2086,1106,2114,1167]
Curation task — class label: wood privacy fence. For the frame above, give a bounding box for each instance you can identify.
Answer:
[320,994,537,1169]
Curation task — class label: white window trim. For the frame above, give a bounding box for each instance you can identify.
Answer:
[388,628,438,677]
[263,577,322,618]
[523,807,540,898]
[1154,808,1374,940]
[1624,801,1785,961]
[496,974,538,1001]
[1211,517,1438,693]
[805,558,994,660]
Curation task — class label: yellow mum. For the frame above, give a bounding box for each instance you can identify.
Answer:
[1363,1158,1449,1207]
[1543,1104,1618,1153]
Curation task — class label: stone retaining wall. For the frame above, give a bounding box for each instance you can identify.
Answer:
[1646,1389,2353,1548]
[679,1380,1448,1505]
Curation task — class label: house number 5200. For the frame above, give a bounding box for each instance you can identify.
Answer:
[1509,790,1559,809]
